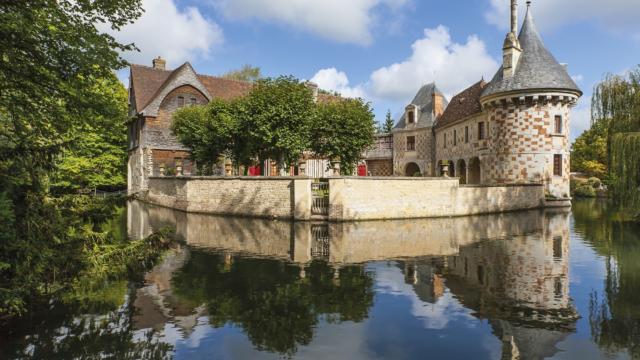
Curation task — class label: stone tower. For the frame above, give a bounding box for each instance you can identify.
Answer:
[480,0,582,199]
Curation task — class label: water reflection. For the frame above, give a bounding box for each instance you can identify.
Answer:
[126,201,578,358]
[7,200,640,359]
[573,200,640,358]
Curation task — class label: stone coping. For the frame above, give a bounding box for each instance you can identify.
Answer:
[150,175,457,181]
[460,183,544,188]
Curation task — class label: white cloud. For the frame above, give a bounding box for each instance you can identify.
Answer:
[211,0,411,45]
[369,26,498,101]
[485,0,640,35]
[104,0,223,67]
[310,68,367,99]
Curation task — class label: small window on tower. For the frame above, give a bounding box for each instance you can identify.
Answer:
[465,126,469,143]
[453,130,457,146]
[407,111,415,124]
[554,154,563,176]
[478,122,486,140]
[443,133,447,148]
[177,96,185,107]
[555,115,563,134]
[406,136,416,151]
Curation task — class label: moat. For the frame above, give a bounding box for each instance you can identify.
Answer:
[2,199,639,359]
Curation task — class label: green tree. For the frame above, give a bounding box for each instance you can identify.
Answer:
[244,76,315,174]
[571,118,609,179]
[592,66,640,209]
[222,64,262,82]
[51,75,129,192]
[382,109,395,133]
[0,0,145,317]
[311,98,376,175]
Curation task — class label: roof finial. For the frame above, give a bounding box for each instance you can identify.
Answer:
[526,0,531,7]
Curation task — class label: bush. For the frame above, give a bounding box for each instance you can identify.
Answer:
[570,178,588,192]
[574,185,597,198]
[413,172,422,177]
[588,177,602,189]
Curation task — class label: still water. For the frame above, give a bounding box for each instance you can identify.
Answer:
[2,199,639,359]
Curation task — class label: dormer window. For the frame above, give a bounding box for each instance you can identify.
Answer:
[178,96,185,107]
[407,111,415,124]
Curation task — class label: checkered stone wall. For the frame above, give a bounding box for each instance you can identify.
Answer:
[393,128,435,176]
[484,100,572,198]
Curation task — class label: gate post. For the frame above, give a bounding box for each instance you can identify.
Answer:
[293,178,312,220]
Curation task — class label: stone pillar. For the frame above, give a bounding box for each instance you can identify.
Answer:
[293,178,312,220]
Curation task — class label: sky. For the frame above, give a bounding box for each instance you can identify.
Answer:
[106,0,640,141]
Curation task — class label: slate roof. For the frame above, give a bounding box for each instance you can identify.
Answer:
[436,80,486,129]
[394,83,448,129]
[482,6,581,99]
[130,64,253,114]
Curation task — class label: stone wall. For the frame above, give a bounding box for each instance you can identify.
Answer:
[146,177,311,220]
[393,128,434,176]
[328,177,544,221]
[144,176,545,221]
[483,100,572,198]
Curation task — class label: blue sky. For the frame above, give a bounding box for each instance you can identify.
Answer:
[109,0,640,141]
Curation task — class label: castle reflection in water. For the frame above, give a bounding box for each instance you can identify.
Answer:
[127,200,577,359]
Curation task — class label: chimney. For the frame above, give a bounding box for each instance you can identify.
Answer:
[152,56,166,70]
[432,91,444,118]
[502,0,522,78]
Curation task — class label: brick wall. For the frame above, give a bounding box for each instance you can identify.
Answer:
[365,159,393,176]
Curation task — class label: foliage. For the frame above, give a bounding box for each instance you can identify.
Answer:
[588,177,603,189]
[571,118,608,179]
[382,109,395,134]
[244,76,316,173]
[592,66,640,209]
[311,98,376,175]
[0,196,174,318]
[171,253,374,356]
[51,75,129,192]
[574,184,597,198]
[0,0,141,193]
[222,64,262,82]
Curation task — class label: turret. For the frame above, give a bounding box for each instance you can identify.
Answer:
[480,0,582,201]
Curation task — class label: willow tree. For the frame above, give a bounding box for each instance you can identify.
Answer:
[592,67,640,209]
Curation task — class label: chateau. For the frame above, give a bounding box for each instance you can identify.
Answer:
[128,0,581,219]
[368,0,582,198]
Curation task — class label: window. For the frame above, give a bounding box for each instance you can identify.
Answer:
[465,126,469,143]
[406,136,416,151]
[554,115,563,134]
[443,133,447,148]
[177,96,185,107]
[453,130,457,146]
[190,97,197,106]
[554,277,563,298]
[407,111,415,124]
[553,154,563,176]
[478,122,485,140]
[553,236,563,259]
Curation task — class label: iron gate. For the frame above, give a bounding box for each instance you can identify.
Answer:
[311,180,329,216]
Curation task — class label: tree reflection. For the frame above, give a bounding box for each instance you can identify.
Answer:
[573,199,640,357]
[1,284,172,359]
[170,252,374,356]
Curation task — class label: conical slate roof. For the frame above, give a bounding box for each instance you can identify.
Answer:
[394,83,448,129]
[482,5,582,99]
